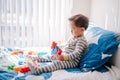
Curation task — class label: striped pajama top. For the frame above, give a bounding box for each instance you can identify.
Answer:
[63,37,88,61]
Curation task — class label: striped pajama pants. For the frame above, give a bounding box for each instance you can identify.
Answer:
[27,56,80,74]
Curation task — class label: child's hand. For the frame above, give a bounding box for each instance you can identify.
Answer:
[57,54,68,61]
[57,55,64,61]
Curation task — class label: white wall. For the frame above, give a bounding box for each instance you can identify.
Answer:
[90,0,120,32]
[71,0,91,18]
[72,0,120,33]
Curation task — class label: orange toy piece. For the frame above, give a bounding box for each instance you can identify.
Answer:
[28,51,32,55]
[20,66,30,73]
[13,66,22,72]
[28,51,38,55]
[11,51,19,55]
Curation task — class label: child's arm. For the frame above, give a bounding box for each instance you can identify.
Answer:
[66,39,87,60]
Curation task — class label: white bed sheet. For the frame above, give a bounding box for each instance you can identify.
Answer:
[49,66,120,80]
[24,66,120,80]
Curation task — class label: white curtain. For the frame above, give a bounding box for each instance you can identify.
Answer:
[0,0,73,48]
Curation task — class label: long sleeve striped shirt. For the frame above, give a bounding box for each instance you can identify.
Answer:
[63,37,88,60]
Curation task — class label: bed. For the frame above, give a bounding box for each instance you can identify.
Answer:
[0,23,120,80]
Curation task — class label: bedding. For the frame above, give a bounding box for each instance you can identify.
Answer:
[0,47,120,80]
[79,23,120,72]
[0,23,120,80]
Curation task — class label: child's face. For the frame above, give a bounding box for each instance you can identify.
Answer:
[69,21,84,38]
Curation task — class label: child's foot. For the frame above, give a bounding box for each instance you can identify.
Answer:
[27,62,41,75]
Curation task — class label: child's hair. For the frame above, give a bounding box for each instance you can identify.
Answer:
[68,14,89,30]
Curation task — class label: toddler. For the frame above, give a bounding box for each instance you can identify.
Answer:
[27,14,89,74]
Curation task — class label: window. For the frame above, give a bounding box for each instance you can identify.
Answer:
[0,0,73,47]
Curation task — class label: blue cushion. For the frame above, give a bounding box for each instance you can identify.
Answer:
[79,24,120,72]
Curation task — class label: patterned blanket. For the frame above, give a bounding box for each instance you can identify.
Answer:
[0,48,120,80]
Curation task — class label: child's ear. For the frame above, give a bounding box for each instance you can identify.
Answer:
[80,27,85,32]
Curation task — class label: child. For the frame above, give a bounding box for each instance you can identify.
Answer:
[26,14,89,74]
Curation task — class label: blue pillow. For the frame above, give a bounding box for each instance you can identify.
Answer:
[79,24,120,72]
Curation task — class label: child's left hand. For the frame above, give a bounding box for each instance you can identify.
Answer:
[57,55,64,61]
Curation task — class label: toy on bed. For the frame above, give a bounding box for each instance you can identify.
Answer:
[51,41,62,60]
[11,50,37,56]
[8,64,31,73]
[11,50,24,55]
[14,65,30,73]
[20,66,31,73]
[8,51,31,73]
[8,65,15,70]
